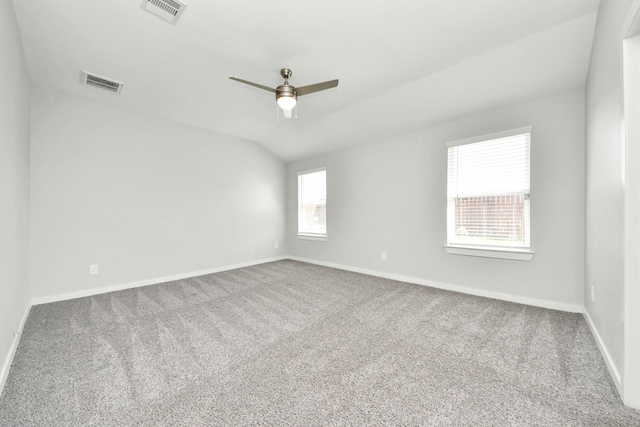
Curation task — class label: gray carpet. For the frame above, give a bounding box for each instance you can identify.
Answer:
[1,260,639,426]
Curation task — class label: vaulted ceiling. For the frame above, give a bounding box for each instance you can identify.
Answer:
[12,0,600,161]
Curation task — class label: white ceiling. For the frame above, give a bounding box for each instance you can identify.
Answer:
[12,0,599,162]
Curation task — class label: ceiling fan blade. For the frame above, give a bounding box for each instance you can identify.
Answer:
[229,77,277,93]
[295,79,339,96]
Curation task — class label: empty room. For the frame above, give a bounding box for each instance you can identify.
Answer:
[2,0,640,425]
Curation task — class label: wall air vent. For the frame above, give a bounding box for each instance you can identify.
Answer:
[142,0,187,24]
[81,71,124,94]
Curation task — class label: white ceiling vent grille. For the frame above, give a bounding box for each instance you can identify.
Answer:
[81,71,123,94]
[142,0,187,24]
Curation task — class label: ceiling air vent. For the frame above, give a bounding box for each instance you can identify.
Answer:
[142,0,187,24]
[81,71,124,94]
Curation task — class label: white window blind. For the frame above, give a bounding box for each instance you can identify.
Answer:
[298,169,326,237]
[447,128,531,249]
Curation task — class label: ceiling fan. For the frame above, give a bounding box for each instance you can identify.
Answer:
[229,68,339,118]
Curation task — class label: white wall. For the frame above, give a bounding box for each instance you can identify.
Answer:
[585,0,636,395]
[0,0,31,386]
[288,90,585,310]
[30,87,286,299]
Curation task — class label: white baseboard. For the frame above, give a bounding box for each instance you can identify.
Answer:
[584,309,623,396]
[31,256,287,306]
[287,256,584,313]
[0,302,32,395]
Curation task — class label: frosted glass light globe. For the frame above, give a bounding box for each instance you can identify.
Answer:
[277,96,297,110]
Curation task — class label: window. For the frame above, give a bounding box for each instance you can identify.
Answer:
[446,127,531,256]
[298,168,326,239]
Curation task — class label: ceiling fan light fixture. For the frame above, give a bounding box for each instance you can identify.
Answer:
[276,85,297,110]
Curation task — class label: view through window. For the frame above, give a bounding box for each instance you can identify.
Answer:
[298,169,326,237]
[447,128,531,249]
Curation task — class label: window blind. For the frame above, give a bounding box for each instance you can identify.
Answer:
[447,130,531,249]
[298,169,326,236]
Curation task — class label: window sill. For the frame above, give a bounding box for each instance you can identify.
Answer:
[444,245,535,261]
[298,234,327,242]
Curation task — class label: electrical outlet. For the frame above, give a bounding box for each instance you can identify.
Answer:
[591,285,595,303]
[89,264,99,275]
[275,242,279,249]
[381,252,387,261]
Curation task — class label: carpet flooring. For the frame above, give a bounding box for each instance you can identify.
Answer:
[1,260,639,426]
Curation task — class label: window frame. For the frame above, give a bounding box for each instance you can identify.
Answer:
[444,127,535,261]
[297,167,327,241]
